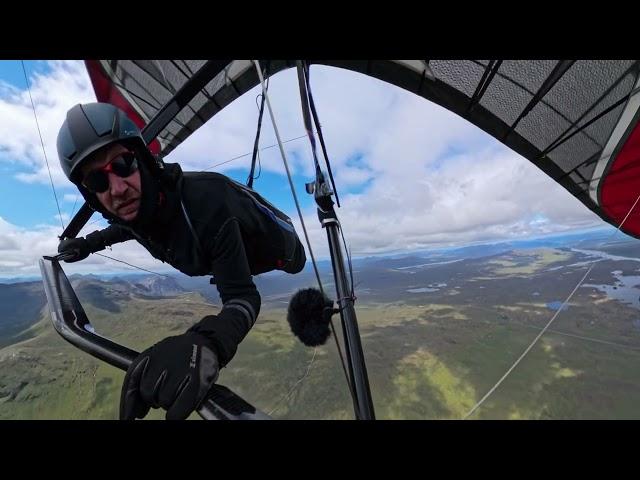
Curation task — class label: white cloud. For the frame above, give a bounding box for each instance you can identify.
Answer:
[0,60,95,188]
[164,69,311,177]
[262,66,607,257]
[319,144,604,256]
[0,62,621,277]
[0,216,62,276]
[0,232,19,251]
[54,213,70,223]
[63,193,81,203]
[0,215,170,278]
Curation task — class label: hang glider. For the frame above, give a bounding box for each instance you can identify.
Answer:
[41,59,640,420]
[84,59,640,238]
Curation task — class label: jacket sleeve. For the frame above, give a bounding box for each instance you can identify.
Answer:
[187,217,261,367]
[85,224,135,252]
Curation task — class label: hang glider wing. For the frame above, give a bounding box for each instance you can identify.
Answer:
[85,59,640,237]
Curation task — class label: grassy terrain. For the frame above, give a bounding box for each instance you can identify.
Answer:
[485,248,572,277]
[2,247,640,420]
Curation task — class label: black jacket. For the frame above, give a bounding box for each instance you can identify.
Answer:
[91,163,306,366]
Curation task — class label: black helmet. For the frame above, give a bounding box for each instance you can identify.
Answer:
[57,102,152,183]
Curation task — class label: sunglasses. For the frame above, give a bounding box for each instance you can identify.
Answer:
[82,152,139,193]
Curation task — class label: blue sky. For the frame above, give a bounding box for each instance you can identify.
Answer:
[0,60,57,227]
[0,59,317,230]
[0,60,49,89]
[0,60,615,277]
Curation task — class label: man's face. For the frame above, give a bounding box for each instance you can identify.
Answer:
[80,143,142,222]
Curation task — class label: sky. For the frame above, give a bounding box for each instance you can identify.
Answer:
[0,60,621,278]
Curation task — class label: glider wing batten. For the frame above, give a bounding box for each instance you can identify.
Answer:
[88,59,640,236]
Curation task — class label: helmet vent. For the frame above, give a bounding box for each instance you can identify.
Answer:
[82,103,115,137]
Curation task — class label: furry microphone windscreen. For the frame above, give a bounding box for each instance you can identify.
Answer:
[287,288,334,346]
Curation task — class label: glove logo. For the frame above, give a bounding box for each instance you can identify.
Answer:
[190,344,198,368]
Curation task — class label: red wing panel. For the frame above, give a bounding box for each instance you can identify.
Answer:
[600,114,640,232]
[85,60,161,154]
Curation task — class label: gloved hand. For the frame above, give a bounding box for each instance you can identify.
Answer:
[57,231,104,263]
[120,332,220,420]
[57,237,92,262]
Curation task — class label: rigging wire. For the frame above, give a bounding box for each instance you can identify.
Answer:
[252,60,323,294]
[30,59,355,417]
[203,133,310,172]
[267,347,317,416]
[21,60,65,232]
[29,91,315,290]
[247,73,269,187]
[252,61,326,396]
[33,58,355,412]
[94,253,170,278]
[249,93,264,183]
[296,62,356,303]
[294,60,359,411]
[301,62,341,207]
[253,60,357,411]
[79,131,316,280]
[463,191,640,419]
[23,61,168,280]
[69,193,80,219]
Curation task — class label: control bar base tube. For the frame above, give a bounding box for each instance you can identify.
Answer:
[39,256,270,420]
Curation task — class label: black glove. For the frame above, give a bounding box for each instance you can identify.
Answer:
[120,332,220,420]
[58,237,91,262]
[57,231,105,263]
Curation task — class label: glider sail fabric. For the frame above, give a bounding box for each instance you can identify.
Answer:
[85,60,640,237]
